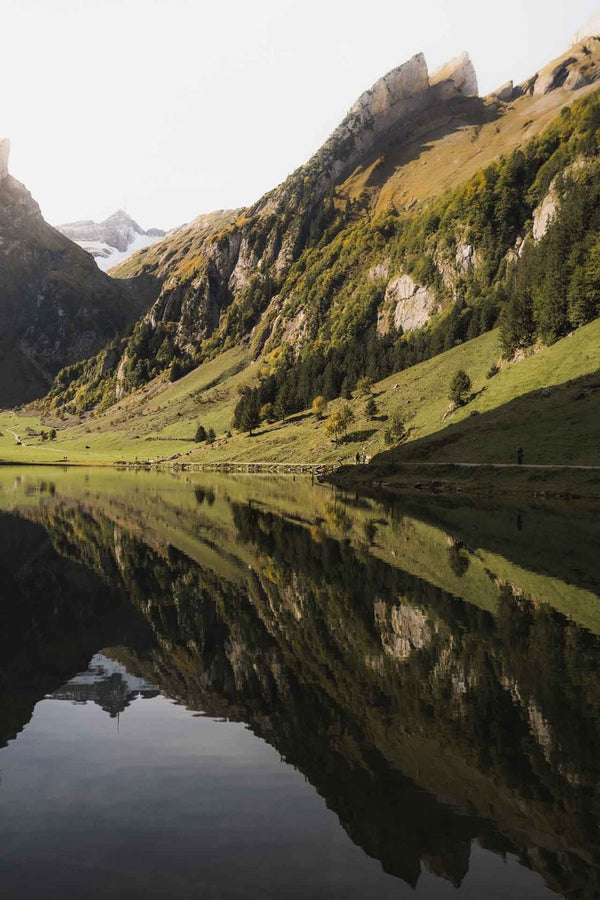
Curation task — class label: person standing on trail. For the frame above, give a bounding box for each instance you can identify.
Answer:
[516,444,524,465]
[355,452,361,465]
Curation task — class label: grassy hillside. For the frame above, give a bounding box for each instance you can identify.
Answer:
[3,319,599,478]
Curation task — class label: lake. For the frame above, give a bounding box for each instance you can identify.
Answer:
[0,467,598,899]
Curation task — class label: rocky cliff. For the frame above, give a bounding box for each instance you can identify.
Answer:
[0,143,159,405]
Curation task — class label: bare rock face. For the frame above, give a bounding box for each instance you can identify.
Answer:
[374,600,431,661]
[533,191,558,241]
[532,159,590,241]
[325,51,478,184]
[378,274,437,335]
[430,52,479,100]
[345,53,431,142]
[0,139,10,181]
[533,40,600,96]
[491,80,514,102]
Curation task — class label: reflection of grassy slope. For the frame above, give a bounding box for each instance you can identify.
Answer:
[1,466,598,634]
[4,319,600,471]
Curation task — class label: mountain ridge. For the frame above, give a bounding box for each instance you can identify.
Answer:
[0,143,160,405]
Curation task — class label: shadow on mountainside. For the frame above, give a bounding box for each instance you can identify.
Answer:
[374,371,600,467]
[349,95,500,201]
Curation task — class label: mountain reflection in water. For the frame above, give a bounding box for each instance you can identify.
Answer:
[49,654,159,716]
[0,468,598,899]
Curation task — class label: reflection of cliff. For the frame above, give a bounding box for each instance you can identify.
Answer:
[8,496,600,896]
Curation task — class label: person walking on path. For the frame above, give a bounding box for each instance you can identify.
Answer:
[516,444,524,465]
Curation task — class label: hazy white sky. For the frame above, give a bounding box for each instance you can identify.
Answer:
[2,0,600,229]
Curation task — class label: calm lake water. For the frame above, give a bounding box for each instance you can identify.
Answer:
[0,467,598,899]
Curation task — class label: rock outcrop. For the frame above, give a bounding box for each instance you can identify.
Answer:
[491,80,514,102]
[533,39,600,96]
[378,275,438,335]
[0,139,9,181]
[532,190,558,241]
[430,52,479,100]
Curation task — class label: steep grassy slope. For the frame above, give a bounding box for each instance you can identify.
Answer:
[4,319,599,480]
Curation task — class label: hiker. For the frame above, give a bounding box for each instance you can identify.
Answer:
[516,444,524,465]
[355,452,361,465]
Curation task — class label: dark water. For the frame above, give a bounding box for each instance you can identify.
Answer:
[0,468,599,899]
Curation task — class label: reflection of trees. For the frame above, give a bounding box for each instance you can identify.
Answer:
[447,540,470,577]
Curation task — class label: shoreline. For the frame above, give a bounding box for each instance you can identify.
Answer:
[2,457,600,502]
[325,462,600,502]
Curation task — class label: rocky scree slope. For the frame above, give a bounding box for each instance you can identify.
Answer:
[0,144,160,406]
[50,34,600,413]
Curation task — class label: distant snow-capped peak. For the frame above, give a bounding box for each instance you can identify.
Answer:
[57,209,166,271]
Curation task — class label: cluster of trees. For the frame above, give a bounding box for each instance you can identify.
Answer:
[195,424,216,444]
[499,162,600,354]
[231,301,481,431]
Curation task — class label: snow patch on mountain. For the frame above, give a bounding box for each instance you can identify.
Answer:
[58,209,166,272]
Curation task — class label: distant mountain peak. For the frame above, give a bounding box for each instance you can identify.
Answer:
[103,208,143,231]
[58,209,166,271]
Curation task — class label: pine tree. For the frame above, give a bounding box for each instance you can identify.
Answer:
[365,397,378,419]
[448,370,472,406]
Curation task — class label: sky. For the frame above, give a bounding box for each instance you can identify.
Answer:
[2,0,600,230]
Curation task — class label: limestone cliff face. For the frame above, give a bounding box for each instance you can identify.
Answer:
[0,154,158,404]
[377,274,438,336]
